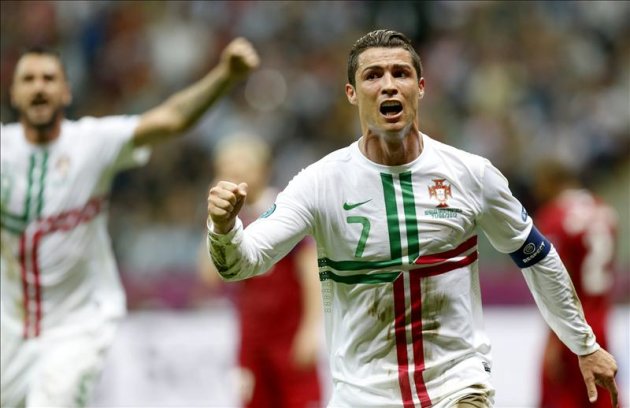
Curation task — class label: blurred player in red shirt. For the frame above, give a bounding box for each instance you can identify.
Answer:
[534,159,619,408]
[199,134,322,408]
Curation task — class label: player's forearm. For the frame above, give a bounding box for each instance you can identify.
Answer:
[134,38,257,146]
[521,246,599,356]
[206,217,265,281]
[165,63,236,132]
[207,178,314,281]
[206,214,308,281]
[132,63,238,146]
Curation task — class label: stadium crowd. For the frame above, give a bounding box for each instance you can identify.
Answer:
[1,1,628,308]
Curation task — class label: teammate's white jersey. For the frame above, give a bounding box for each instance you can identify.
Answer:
[208,133,598,407]
[0,116,147,339]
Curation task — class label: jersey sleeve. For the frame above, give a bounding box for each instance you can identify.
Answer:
[477,161,598,356]
[206,166,317,281]
[477,161,531,253]
[84,115,150,171]
[521,248,599,355]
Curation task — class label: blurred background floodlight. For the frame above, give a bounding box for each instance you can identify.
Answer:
[244,68,287,112]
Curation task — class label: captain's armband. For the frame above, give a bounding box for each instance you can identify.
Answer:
[509,226,551,268]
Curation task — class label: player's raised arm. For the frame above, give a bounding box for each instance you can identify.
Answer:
[132,37,259,147]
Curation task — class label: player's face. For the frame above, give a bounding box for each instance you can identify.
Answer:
[345,47,424,136]
[11,54,71,129]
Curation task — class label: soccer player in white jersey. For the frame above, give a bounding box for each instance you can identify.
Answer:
[0,39,258,407]
[206,30,619,407]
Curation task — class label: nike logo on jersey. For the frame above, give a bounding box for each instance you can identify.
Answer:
[343,199,371,210]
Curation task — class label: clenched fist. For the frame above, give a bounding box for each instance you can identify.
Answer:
[220,37,260,81]
[208,181,248,234]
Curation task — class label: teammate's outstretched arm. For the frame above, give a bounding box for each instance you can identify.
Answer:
[132,37,259,147]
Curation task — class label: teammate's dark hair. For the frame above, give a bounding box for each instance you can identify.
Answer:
[347,29,422,87]
[18,46,67,79]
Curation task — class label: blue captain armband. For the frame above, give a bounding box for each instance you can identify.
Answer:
[509,226,551,268]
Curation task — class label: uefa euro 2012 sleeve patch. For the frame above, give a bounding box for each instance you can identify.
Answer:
[259,203,276,219]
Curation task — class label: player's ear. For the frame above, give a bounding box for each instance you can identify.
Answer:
[345,84,357,105]
[418,77,425,100]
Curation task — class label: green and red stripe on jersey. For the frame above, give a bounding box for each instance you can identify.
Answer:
[1,151,48,234]
[381,171,432,407]
[385,172,480,407]
[19,195,108,338]
[319,171,479,407]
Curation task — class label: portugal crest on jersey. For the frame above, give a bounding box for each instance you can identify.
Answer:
[428,178,452,208]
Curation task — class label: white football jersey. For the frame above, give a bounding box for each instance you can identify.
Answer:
[208,133,597,407]
[1,116,148,339]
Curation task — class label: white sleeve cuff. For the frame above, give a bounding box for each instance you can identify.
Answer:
[207,217,243,243]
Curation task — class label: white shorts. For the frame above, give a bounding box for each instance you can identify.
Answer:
[435,382,495,408]
[1,320,118,408]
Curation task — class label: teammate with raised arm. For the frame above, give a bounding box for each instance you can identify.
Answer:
[206,30,618,407]
[1,38,258,407]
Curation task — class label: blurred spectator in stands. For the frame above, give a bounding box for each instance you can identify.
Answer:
[1,1,627,307]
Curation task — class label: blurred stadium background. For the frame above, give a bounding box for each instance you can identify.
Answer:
[1,1,628,407]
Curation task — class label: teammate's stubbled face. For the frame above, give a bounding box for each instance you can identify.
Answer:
[11,54,71,130]
[346,47,424,137]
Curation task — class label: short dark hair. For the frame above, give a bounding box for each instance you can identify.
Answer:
[347,29,422,87]
[17,46,67,79]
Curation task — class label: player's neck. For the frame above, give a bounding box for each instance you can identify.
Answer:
[360,126,423,166]
[21,116,63,145]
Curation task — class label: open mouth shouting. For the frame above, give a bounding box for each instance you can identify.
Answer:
[25,93,59,127]
[31,95,49,108]
[379,100,403,120]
